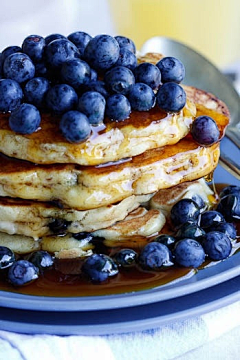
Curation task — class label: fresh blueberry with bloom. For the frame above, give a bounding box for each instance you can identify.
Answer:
[82,80,109,99]
[176,222,206,241]
[9,103,41,135]
[200,210,225,229]
[156,56,185,83]
[34,61,48,77]
[3,52,35,84]
[45,38,80,70]
[138,242,173,270]
[82,253,118,283]
[156,82,186,112]
[0,79,23,112]
[77,91,106,125]
[0,246,15,270]
[134,62,161,90]
[8,260,39,286]
[105,94,131,121]
[61,58,91,90]
[191,116,220,145]
[67,31,92,56]
[22,35,46,63]
[115,48,137,71]
[219,185,240,199]
[60,110,91,143]
[1,45,22,64]
[28,251,54,273]
[170,199,200,228]
[84,34,120,71]
[155,234,176,250]
[45,33,66,45]
[113,248,138,268]
[115,35,136,54]
[217,194,240,221]
[46,84,78,114]
[174,238,205,268]
[202,231,232,260]
[128,82,155,111]
[24,77,50,108]
[211,222,237,240]
[104,65,135,95]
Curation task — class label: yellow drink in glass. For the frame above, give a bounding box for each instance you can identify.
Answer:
[108,0,240,67]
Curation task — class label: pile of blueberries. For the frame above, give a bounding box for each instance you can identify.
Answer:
[0,32,219,144]
[0,185,239,286]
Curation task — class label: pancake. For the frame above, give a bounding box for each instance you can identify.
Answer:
[0,194,152,239]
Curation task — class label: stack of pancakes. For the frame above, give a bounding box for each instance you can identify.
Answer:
[0,53,229,260]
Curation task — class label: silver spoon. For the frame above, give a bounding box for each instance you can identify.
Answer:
[141,37,240,179]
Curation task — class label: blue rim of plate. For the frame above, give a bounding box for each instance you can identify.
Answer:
[0,138,239,312]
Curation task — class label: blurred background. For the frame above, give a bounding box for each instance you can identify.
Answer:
[0,0,240,70]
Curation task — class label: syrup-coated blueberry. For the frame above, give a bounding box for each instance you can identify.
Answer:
[9,103,41,134]
[0,78,23,112]
[202,231,232,260]
[156,56,185,83]
[28,251,54,272]
[211,222,237,240]
[115,48,137,71]
[200,210,225,229]
[8,260,39,286]
[77,91,106,125]
[138,242,173,270]
[134,62,161,89]
[155,234,176,250]
[3,52,35,84]
[84,34,120,71]
[24,77,50,108]
[67,31,92,56]
[176,223,206,241]
[0,246,15,270]
[60,110,91,143]
[219,185,240,199]
[191,116,220,145]
[115,35,136,54]
[156,82,186,112]
[61,58,91,90]
[104,65,135,95]
[113,248,138,267]
[22,34,46,62]
[105,94,131,121]
[170,199,200,228]
[128,82,155,111]
[45,38,80,70]
[46,84,78,114]
[82,253,118,283]
[174,238,205,268]
[217,194,240,221]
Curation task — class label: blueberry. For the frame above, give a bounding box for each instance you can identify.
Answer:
[90,68,98,81]
[72,232,93,242]
[200,210,225,229]
[77,91,106,125]
[115,35,136,54]
[155,234,176,250]
[60,110,91,143]
[134,62,161,90]
[174,239,205,268]
[211,222,237,240]
[67,31,92,56]
[82,253,118,283]
[202,231,232,260]
[105,94,131,121]
[61,58,91,90]
[156,56,185,83]
[8,260,39,286]
[115,48,137,71]
[113,249,138,267]
[45,38,80,70]
[128,83,155,111]
[156,82,186,113]
[170,199,200,228]
[219,185,240,198]
[9,103,41,135]
[45,33,66,45]
[84,34,120,71]
[22,35,46,62]
[1,45,22,64]
[28,251,54,272]
[217,194,240,221]
[34,61,48,77]
[0,246,15,270]
[0,78,23,112]
[176,223,206,241]
[49,219,69,234]
[3,52,35,84]
[191,194,206,211]
[24,77,50,108]
[46,84,78,114]
[104,66,135,95]
[138,242,173,270]
[82,80,109,99]
[191,116,220,145]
